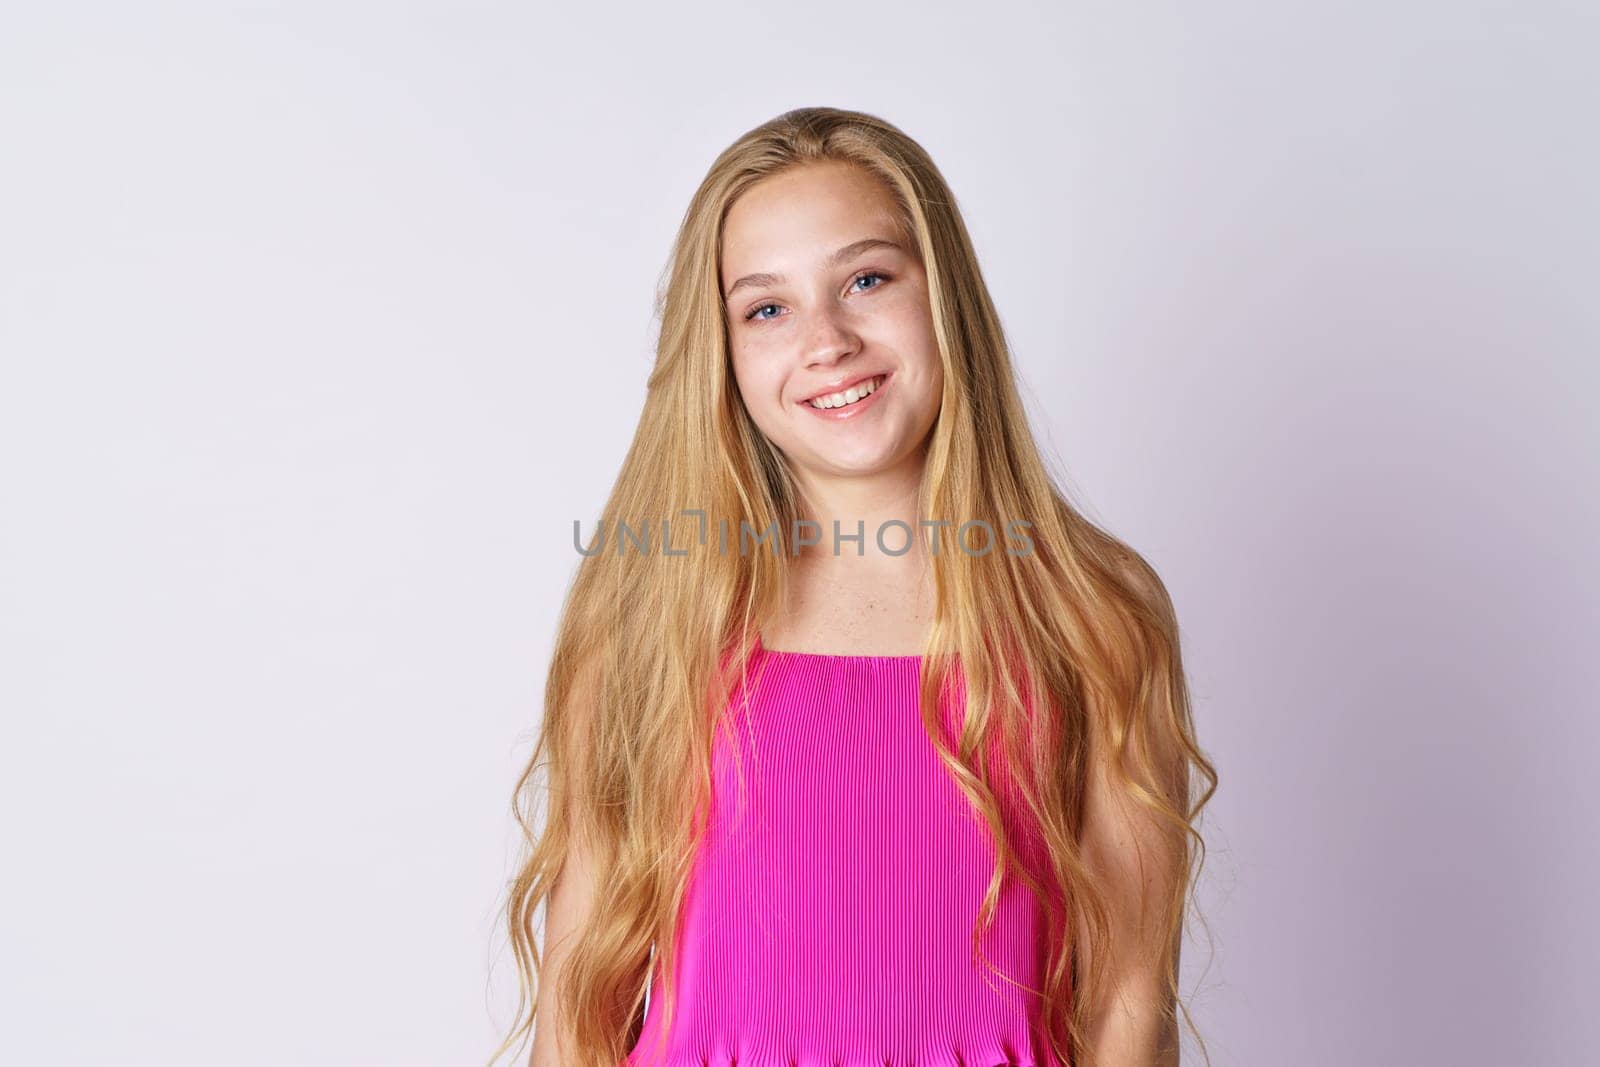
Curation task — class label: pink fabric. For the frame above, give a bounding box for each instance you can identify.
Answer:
[625,634,1066,1067]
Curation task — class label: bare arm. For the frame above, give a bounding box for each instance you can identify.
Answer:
[527,652,607,1067]
[527,828,604,1067]
[1074,742,1183,1066]
[1074,559,1190,1066]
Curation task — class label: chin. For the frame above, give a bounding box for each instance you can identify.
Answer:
[810,447,905,476]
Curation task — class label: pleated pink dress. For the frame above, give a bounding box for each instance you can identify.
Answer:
[624,633,1067,1067]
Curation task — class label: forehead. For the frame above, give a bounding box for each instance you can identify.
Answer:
[720,162,905,279]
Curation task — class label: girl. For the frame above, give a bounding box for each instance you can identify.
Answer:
[495,107,1217,1067]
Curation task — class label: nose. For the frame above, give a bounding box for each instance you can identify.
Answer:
[802,305,861,369]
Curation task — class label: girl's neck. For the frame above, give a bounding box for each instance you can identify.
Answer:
[789,450,927,564]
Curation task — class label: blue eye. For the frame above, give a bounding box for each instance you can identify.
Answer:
[741,271,891,324]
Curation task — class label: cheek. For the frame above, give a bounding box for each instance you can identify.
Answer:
[877,287,937,358]
[894,317,942,382]
[729,349,784,411]
[893,307,943,407]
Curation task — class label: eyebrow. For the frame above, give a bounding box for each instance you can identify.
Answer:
[722,237,907,301]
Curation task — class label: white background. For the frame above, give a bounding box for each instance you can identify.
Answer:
[2,3,1596,1064]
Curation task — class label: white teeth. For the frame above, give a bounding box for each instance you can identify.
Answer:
[807,375,882,410]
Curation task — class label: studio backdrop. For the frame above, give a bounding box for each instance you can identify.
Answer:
[1,3,1594,1065]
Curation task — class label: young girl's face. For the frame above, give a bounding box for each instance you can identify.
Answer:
[720,161,943,484]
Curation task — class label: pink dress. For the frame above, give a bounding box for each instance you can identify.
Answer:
[625,633,1067,1067]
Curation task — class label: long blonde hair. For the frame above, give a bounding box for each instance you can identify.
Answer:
[491,106,1218,1067]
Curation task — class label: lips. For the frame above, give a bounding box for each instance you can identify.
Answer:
[797,371,891,421]
[797,371,889,406]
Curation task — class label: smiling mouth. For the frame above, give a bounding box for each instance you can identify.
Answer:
[803,374,887,410]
